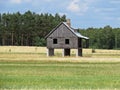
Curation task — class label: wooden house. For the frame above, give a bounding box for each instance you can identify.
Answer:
[45,19,89,57]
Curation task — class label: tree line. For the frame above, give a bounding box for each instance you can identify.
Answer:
[0,11,120,49]
[0,11,66,46]
[79,26,120,49]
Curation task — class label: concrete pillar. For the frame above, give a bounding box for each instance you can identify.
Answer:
[62,49,65,57]
[63,49,70,57]
[76,49,82,57]
[47,48,54,56]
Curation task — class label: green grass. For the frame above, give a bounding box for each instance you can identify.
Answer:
[0,60,120,89]
[0,46,120,89]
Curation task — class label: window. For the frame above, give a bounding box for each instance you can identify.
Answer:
[65,39,69,44]
[53,39,57,44]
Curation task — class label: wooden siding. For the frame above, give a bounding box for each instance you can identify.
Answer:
[47,24,79,49]
[49,24,76,38]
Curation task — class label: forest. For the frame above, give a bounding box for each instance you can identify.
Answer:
[0,11,120,49]
[79,26,120,49]
[0,11,66,46]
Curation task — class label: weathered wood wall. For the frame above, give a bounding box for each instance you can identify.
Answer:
[47,24,80,49]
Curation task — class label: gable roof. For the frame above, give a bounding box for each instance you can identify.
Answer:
[45,22,89,39]
[63,22,89,39]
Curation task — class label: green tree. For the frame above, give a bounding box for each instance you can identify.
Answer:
[0,11,66,46]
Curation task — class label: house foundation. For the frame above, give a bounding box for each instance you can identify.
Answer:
[47,48,54,56]
[62,49,70,57]
[76,49,82,57]
[47,48,83,57]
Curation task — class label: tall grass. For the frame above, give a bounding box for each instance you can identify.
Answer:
[0,61,120,89]
[0,46,120,89]
[0,46,120,58]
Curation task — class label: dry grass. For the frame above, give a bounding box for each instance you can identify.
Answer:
[0,46,119,54]
[0,46,46,53]
[0,46,120,63]
[0,46,120,89]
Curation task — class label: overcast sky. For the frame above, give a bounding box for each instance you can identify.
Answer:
[0,0,120,28]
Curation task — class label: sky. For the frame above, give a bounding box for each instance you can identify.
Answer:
[0,0,120,29]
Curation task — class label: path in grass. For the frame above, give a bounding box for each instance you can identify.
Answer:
[0,60,120,89]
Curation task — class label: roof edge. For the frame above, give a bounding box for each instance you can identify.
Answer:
[45,22,63,39]
[45,22,89,40]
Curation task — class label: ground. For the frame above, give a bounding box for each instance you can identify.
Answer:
[0,46,120,89]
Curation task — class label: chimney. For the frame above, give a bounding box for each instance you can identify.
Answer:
[66,19,71,27]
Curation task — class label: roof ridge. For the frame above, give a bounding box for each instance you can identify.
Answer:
[45,22,89,39]
[63,22,89,39]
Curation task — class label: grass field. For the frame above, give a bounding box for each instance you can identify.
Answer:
[0,46,120,89]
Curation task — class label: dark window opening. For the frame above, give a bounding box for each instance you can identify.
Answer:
[53,39,57,44]
[65,39,69,44]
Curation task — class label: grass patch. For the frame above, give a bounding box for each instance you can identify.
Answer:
[0,61,120,89]
[0,46,120,89]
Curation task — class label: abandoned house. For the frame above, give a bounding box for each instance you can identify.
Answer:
[45,19,89,57]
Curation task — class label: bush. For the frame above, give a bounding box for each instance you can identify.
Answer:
[33,36,46,46]
[92,49,96,53]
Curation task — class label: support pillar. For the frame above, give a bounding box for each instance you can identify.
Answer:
[47,48,54,56]
[86,39,89,48]
[76,49,82,57]
[62,49,70,57]
[62,49,64,57]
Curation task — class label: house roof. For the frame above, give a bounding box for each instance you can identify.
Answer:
[45,22,89,39]
[63,22,89,39]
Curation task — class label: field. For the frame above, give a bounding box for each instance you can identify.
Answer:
[0,46,120,89]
